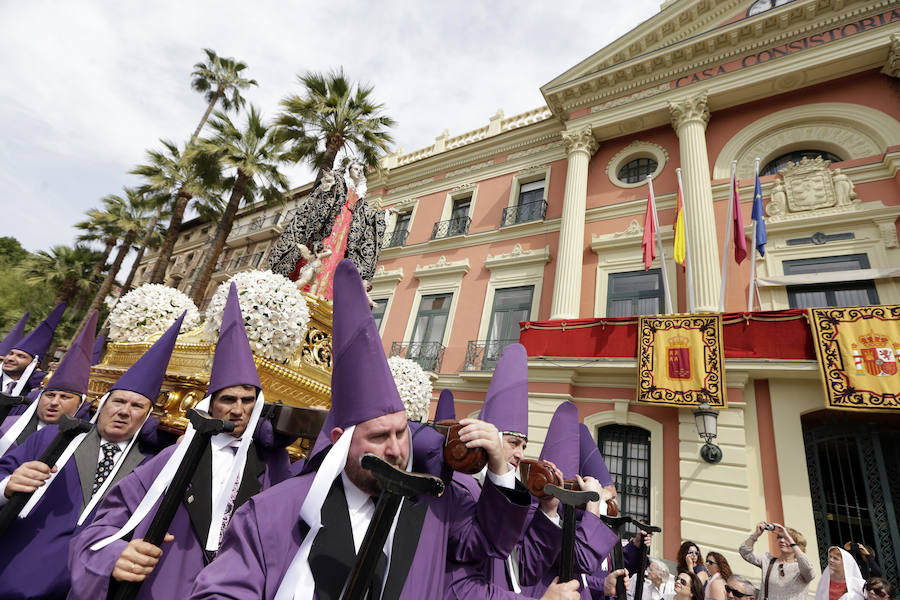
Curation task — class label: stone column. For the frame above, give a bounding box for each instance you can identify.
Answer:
[668,93,720,312]
[550,126,599,320]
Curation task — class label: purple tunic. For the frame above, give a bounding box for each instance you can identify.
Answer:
[0,425,150,600]
[67,438,292,600]
[188,449,532,600]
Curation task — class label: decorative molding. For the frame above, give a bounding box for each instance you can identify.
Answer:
[606,141,670,189]
[485,244,551,270]
[882,33,900,78]
[614,219,643,238]
[765,157,860,219]
[591,83,671,114]
[414,256,471,279]
[561,126,599,156]
[877,220,899,249]
[507,140,564,161]
[447,159,494,178]
[371,266,404,285]
[516,164,551,179]
[668,92,710,130]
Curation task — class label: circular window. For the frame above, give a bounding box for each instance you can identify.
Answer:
[617,158,659,184]
[761,150,842,176]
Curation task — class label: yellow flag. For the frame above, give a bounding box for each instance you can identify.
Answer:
[674,181,686,266]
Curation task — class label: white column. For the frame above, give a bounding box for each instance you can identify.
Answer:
[550,126,598,320]
[668,93,720,313]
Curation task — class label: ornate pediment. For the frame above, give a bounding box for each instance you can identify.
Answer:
[766,157,859,220]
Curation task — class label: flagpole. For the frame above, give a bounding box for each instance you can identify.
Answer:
[647,176,672,314]
[676,168,695,314]
[747,158,760,312]
[718,160,737,313]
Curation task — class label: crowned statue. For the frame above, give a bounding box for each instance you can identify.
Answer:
[267,161,389,300]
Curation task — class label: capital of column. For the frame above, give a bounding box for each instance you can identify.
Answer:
[668,93,710,131]
[561,126,599,156]
[882,34,900,79]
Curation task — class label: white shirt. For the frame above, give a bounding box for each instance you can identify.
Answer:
[628,574,676,600]
[1,372,20,394]
[210,435,243,500]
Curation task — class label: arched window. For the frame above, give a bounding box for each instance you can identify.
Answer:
[597,424,651,536]
[616,158,658,184]
[761,150,842,176]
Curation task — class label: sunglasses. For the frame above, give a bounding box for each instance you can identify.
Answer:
[687,550,699,556]
[675,577,691,586]
[726,585,754,599]
[706,559,718,566]
[867,587,887,599]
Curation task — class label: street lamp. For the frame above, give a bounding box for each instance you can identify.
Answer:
[693,402,722,464]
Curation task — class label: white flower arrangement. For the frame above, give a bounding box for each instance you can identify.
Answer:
[203,270,310,364]
[108,284,201,343]
[387,356,432,422]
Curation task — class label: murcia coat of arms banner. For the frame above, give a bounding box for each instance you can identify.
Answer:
[637,314,726,407]
[808,306,900,411]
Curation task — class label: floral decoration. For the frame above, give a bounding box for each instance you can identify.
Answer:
[108,284,201,343]
[203,270,310,363]
[387,356,433,422]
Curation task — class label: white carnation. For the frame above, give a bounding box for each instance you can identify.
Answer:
[387,356,432,422]
[107,284,201,343]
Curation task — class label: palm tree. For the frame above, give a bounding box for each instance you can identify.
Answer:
[119,193,170,293]
[75,212,121,283]
[189,48,257,143]
[19,245,99,306]
[189,107,288,305]
[72,189,153,339]
[132,140,222,283]
[275,67,395,173]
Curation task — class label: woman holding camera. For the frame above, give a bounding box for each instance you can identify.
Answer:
[739,522,818,600]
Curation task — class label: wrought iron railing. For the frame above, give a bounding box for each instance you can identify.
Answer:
[500,199,548,227]
[390,341,445,373]
[384,228,409,248]
[431,216,471,240]
[463,339,520,371]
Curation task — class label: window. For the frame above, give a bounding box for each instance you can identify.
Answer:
[449,197,471,236]
[515,180,545,223]
[607,270,664,317]
[616,158,658,184]
[408,293,452,370]
[761,149,842,176]
[372,298,388,330]
[386,212,411,248]
[484,286,533,367]
[783,254,879,308]
[597,425,651,538]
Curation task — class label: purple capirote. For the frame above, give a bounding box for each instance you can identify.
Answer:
[45,310,98,395]
[207,282,262,396]
[478,343,529,438]
[14,302,66,359]
[578,423,613,487]
[538,400,580,479]
[0,312,29,356]
[434,388,456,421]
[109,312,185,403]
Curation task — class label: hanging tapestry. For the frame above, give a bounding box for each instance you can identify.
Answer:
[637,314,726,407]
[808,306,900,411]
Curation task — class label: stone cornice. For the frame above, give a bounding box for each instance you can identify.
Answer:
[484,244,551,270]
[413,256,471,280]
[371,266,404,285]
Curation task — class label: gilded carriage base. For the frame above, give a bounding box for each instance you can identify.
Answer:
[87,294,333,459]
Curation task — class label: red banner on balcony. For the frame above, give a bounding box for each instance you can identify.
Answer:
[808,306,900,411]
[636,314,726,407]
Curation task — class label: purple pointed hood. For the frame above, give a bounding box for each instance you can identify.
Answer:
[579,423,613,486]
[208,283,261,396]
[92,334,106,366]
[539,401,580,479]
[434,389,456,421]
[0,312,29,356]
[479,343,529,438]
[14,302,66,359]
[109,312,184,402]
[330,259,404,430]
[45,311,98,395]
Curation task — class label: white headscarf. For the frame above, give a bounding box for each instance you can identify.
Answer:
[815,547,866,600]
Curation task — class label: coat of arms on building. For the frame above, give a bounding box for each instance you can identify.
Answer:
[809,306,900,411]
[765,157,858,218]
[637,314,725,407]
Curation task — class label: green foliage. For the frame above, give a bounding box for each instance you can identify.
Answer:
[190,48,257,113]
[0,237,27,266]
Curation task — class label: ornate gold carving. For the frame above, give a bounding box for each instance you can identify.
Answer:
[882,34,900,79]
[668,93,710,130]
[561,127,599,156]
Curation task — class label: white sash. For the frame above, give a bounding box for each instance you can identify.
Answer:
[9,356,38,397]
[0,391,87,456]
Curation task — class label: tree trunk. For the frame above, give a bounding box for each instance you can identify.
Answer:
[122,209,161,292]
[89,237,117,282]
[321,132,345,172]
[73,229,138,342]
[149,190,191,284]
[54,278,77,306]
[190,85,224,144]
[190,172,250,306]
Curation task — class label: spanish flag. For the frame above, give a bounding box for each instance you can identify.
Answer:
[674,179,686,267]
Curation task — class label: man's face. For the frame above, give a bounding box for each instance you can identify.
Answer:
[502,434,527,468]
[334,410,410,496]
[2,349,33,378]
[96,389,152,443]
[210,385,257,438]
[36,390,82,424]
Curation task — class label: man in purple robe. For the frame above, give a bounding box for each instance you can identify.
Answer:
[68,283,293,600]
[0,312,29,364]
[1,303,66,398]
[189,260,533,600]
[0,312,184,600]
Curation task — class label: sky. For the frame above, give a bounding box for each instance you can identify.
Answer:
[0,0,661,254]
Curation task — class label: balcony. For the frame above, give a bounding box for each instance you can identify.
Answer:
[227,252,265,272]
[430,216,471,240]
[500,199,548,227]
[228,213,284,243]
[463,339,520,371]
[383,228,409,249]
[390,341,445,373]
